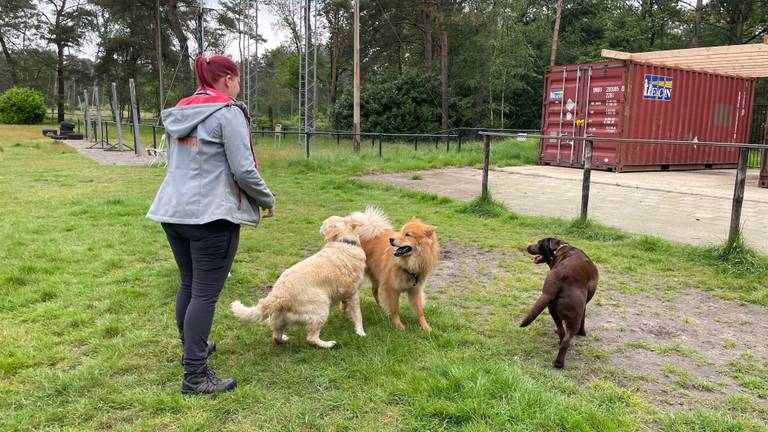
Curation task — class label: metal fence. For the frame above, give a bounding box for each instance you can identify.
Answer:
[262,130,460,158]
[479,131,768,246]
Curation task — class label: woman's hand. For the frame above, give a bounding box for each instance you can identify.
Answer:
[263,207,275,218]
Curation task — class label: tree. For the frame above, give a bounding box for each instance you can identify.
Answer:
[0,0,37,86]
[321,0,352,109]
[38,0,93,122]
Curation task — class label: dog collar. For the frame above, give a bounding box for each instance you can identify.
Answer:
[553,244,569,255]
[336,239,360,247]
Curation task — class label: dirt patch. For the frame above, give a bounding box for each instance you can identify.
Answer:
[422,242,768,415]
[591,288,768,410]
[430,243,518,296]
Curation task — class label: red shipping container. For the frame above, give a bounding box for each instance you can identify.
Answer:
[540,61,755,172]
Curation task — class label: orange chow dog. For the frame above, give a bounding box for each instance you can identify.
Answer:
[344,208,439,331]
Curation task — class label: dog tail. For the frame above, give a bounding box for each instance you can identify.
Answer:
[350,206,392,240]
[519,293,554,327]
[230,299,268,322]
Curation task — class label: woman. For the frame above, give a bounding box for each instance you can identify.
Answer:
[147,55,275,394]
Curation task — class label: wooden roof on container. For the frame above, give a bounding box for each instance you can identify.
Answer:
[601,37,768,78]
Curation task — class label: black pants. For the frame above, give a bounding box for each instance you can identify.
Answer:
[162,220,240,373]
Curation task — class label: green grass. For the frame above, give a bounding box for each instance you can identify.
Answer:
[1,125,767,431]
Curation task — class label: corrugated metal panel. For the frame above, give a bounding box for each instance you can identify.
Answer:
[583,63,626,169]
[539,60,756,172]
[622,63,753,170]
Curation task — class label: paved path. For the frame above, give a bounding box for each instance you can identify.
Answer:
[64,139,153,166]
[361,166,768,254]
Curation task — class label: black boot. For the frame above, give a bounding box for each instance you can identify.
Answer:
[181,365,236,394]
[181,340,217,365]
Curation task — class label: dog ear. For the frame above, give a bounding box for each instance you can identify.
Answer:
[323,225,340,242]
[347,220,361,230]
[425,225,437,238]
[547,238,559,253]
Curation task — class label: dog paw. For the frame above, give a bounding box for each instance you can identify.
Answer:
[355,329,366,337]
[273,334,289,344]
[394,322,406,331]
[553,360,565,369]
[421,324,432,333]
[325,341,337,348]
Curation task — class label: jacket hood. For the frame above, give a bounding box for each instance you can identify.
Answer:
[161,103,229,138]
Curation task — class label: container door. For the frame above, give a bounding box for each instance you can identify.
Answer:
[541,66,586,166]
[581,66,627,170]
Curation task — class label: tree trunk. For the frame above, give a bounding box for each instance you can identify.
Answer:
[155,0,165,115]
[730,0,751,44]
[549,0,564,66]
[0,32,19,86]
[422,5,432,73]
[57,44,65,122]
[440,29,448,129]
[167,0,192,80]
[439,1,448,131]
[329,12,340,107]
[690,0,703,48]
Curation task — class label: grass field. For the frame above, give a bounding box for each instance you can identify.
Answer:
[1,124,767,431]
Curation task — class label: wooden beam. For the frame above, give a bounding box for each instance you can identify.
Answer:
[631,44,767,60]
[645,52,768,63]
[602,44,768,78]
[601,49,632,60]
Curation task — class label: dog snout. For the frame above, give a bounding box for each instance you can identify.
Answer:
[389,237,396,246]
[526,245,537,254]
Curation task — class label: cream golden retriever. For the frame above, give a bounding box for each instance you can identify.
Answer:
[341,208,439,331]
[230,216,367,348]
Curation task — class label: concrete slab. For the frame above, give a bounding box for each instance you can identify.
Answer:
[361,166,768,254]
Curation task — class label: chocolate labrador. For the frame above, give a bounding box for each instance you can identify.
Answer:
[520,237,598,369]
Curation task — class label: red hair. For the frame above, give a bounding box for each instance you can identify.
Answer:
[194,55,240,89]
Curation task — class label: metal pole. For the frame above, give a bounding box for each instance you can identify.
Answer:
[152,125,157,149]
[306,131,310,158]
[94,85,103,147]
[129,79,142,156]
[83,89,91,141]
[458,135,462,152]
[352,0,360,152]
[105,121,109,146]
[729,147,749,243]
[378,134,382,157]
[482,134,490,197]
[580,138,593,221]
[196,0,204,56]
[112,82,125,152]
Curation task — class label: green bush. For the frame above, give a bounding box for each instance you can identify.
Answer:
[0,87,47,124]
[330,71,443,133]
